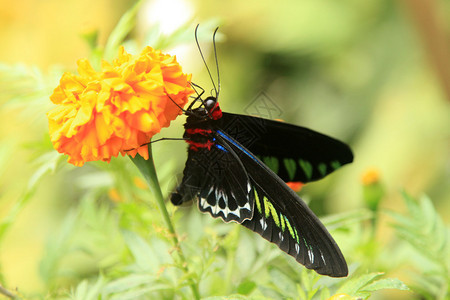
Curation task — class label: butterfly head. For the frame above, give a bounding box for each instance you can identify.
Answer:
[204,96,222,120]
[187,96,222,121]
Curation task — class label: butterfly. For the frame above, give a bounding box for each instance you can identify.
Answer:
[170,27,353,277]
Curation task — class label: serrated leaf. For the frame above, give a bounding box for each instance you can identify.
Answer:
[320,209,373,230]
[336,273,383,295]
[28,151,61,190]
[102,274,155,294]
[390,192,449,267]
[109,284,171,300]
[39,209,79,283]
[69,276,106,300]
[269,267,297,296]
[121,230,158,272]
[363,278,409,292]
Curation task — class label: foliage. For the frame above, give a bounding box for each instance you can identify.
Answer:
[388,192,449,299]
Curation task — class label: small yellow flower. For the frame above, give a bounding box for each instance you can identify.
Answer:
[133,176,148,189]
[327,294,353,300]
[361,167,380,186]
[48,46,194,166]
[108,188,122,203]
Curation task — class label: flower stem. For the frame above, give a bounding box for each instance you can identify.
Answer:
[129,144,200,299]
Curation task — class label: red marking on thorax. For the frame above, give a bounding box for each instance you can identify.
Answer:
[185,128,213,135]
[187,140,215,151]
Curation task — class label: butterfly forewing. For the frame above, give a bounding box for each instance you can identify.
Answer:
[215,130,348,277]
[219,112,353,183]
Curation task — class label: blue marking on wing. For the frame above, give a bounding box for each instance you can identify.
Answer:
[215,144,228,152]
[216,130,262,165]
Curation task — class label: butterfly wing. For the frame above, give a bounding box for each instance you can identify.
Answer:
[215,129,348,277]
[171,144,254,223]
[219,112,353,183]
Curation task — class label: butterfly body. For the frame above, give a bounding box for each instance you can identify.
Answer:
[171,95,353,277]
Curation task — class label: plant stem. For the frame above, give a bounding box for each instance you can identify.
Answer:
[0,284,16,299]
[130,144,200,299]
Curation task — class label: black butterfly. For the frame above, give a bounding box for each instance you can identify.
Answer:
[170,27,353,277]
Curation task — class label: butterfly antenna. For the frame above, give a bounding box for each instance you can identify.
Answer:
[195,24,218,97]
[185,82,206,111]
[123,137,188,152]
[212,27,221,98]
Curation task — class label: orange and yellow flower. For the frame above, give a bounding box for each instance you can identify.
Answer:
[48,46,194,166]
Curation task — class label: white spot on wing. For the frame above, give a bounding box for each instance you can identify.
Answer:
[308,249,314,263]
[230,208,240,217]
[212,204,219,215]
[320,251,325,264]
[260,218,267,231]
[223,192,228,205]
[278,232,284,241]
[295,243,300,254]
[242,202,251,211]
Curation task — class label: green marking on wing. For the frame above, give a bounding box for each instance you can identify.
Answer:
[303,238,314,255]
[254,190,262,214]
[298,159,313,180]
[263,156,279,174]
[330,160,341,170]
[284,216,298,242]
[318,163,327,176]
[280,212,286,232]
[283,158,297,181]
[263,197,280,227]
[293,227,300,244]
[303,237,309,248]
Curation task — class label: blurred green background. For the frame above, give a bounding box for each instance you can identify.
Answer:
[0,0,449,299]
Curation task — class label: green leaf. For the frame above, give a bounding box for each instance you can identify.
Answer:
[237,280,257,295]
[102,274,156,294]
[363,278,409,292]
[203,295,254,300]
[39,209,79,284]
[121,230,159,272]
[104,0,144,60]
[269,267,297,297]
[69,277,107,300]
[28,151,62,190]
[320,209,373,230]
[336,272,383,295]
[387,192,449,299]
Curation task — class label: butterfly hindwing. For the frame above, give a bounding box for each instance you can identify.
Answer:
[215,130,348,277]
[171,142,254,223]
[219,112,353,183]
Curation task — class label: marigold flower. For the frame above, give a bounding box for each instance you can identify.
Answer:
[48,46,194,166]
